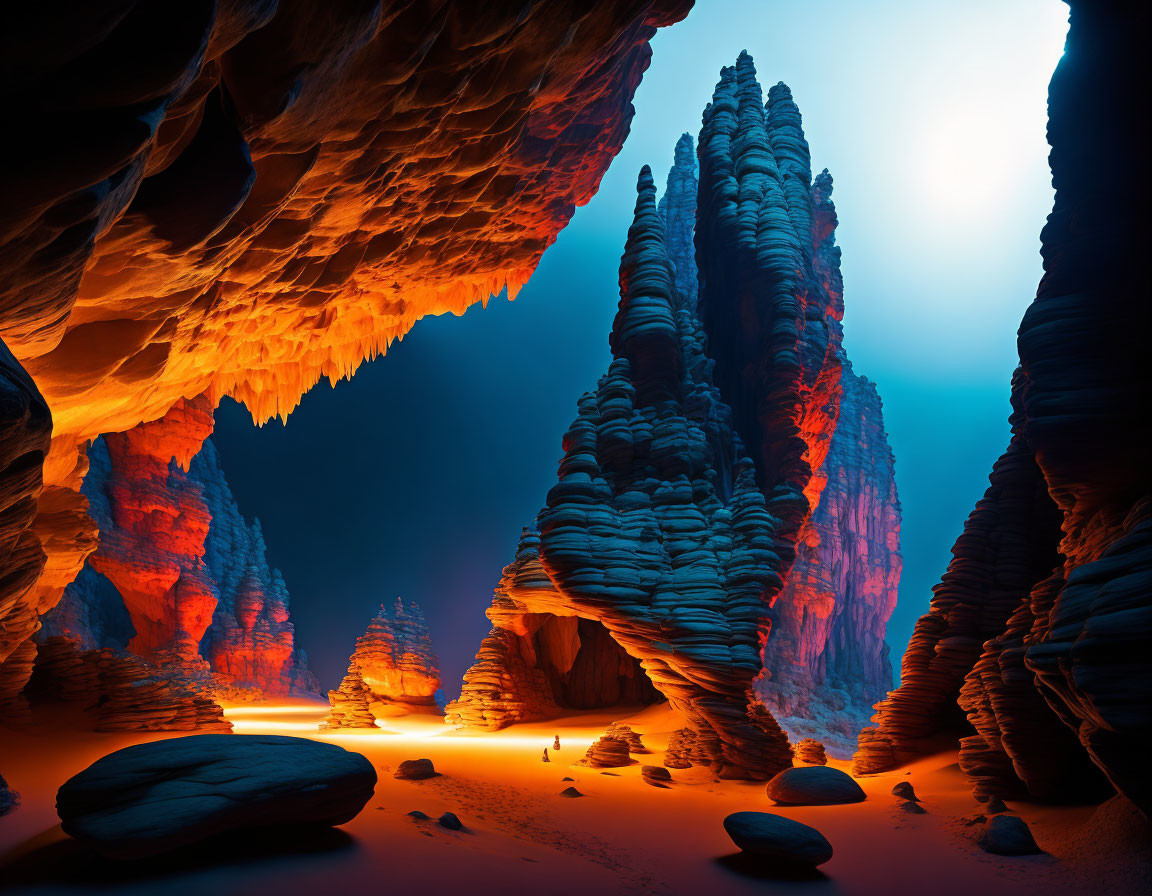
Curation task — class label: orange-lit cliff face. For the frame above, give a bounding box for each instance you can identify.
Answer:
[0,0,691,713]
[87,396,217,662]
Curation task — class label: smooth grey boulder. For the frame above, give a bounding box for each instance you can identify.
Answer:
[56,734,376,859]
[723,812,833,867]
[978,815,1043,856]
[766,766,866,806]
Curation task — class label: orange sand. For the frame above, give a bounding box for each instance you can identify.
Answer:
[1,703,1147,895]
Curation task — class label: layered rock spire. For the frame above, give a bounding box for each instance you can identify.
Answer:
[450,164,792,780]
[324,599,441,726]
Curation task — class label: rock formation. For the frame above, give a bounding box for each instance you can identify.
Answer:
[29,424,315,722]
[760,366,901,755]
[0,342,52,726]
[193,440,317,697]
[450,54,900,777]
[0,2,692,680]
[449,159,792,781]
[324,599,441,724]
[57,734,377,859]
[855,0,1151,817]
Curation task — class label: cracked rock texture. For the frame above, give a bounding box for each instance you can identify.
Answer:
[0,1,692,676]
[324,599,441,725]
[855,0,1150,817]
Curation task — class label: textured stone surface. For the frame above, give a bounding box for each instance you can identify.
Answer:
[0,1,692,652]
[393,758,437,781]
[761,365,900,756]
[194,440,317,697]
[722,811,833,867]
[766,766,865,806]
[0,341,52,724]
[793,738,827,766]
[449,160,792,780]
[325,599,440,726]
[697,57,844,582]
[855,0,1150,817]
[576,734,636,769]
[977,815,1042,857]
[57,734,376,859]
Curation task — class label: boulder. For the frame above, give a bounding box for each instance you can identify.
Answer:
[766,766,866,806]
[891,781,918,801]
[394,758,438,780]
[56,735,376,859]
[438,812,462,830]
[560,787,584,798]
[642,766,672,788]
[723,812,834,867]
[794,739,828,766]
[978,815,1042,856]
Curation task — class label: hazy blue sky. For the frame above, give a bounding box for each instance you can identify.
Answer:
[213,0,1070,693]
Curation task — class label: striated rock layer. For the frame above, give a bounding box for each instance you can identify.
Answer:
[855,0,1151,816]
[324,599,441,726]
[450,54,902,778]
[0,1,692,678]
[450,159,793,780]
[760,365,901,756]
[0,341,51,724]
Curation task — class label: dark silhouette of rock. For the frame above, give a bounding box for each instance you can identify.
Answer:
[723,812,833,867]
[1,772,19,817]
[438,812,462,831]
[984,796,1009,814]
[394,759,437,781]
[977,815,1042,856]
[562,777,575,782]
[56,735,376,859]
[0,341,51,741]
[854,0,1150,817]
[892,781,918,801]
[560,787,584,798]
[324,599,440,727]
[407,810,430,821]
[899,800,926,815]
[766,766,865,806]
[794,739,828,766]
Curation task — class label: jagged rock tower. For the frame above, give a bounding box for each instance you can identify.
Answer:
[449,52,901,772]
[325,598,442,726]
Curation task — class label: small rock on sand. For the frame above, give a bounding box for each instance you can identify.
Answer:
[978,815,1042,856]
[438,812,463,830]
[892,781,918,801]
[642,766,672,788]
[408,810,430,820]
[560,786,584,798]
[395,758,438,780]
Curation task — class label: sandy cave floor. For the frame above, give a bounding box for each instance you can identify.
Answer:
[1,702,1148,896]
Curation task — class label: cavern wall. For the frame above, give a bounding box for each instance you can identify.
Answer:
[855,0,1150,815]
[0,0,692,696]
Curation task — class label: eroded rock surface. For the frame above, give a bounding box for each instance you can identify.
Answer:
[0,1,692,671]
[56,734,376,858]
[449,160,792,779]
[854,0,1150,816]
[324,599,441,724]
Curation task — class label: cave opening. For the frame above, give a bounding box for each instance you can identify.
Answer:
[525,614,665,713]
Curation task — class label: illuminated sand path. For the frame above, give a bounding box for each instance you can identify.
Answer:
[0,703,1131,895]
